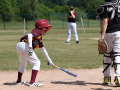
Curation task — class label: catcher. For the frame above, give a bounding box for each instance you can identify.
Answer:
[16,19,54,87]
[97,0,120,86]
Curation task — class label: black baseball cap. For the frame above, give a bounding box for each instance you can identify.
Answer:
[70,6,74,10]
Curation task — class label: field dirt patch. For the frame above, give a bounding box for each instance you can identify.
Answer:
[90,38,99,40]
[0,68,119,90]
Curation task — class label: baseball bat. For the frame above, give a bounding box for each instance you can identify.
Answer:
[52,64,77,77]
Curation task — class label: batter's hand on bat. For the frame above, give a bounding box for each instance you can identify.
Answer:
[47,60,54,66]
[28,47,33,56]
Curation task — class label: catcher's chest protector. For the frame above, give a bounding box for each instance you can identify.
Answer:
[97,0,120,22]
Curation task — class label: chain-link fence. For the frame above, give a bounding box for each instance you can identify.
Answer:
[0,12,99,30]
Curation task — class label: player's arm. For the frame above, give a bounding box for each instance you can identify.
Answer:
[97,6,108,39]
[101,18,108,39]
[40,47,54,66]
[28,33,34,56]
[71,11,75,18]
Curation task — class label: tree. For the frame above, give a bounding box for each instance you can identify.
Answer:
[0,0,13,21]
[42,0,56,8]
[54,5,61,13]
[50,0,67,6]
[60,5,69,13]
[76,0,92,11]
[86,0,104,19]
[67,0,77,7]
[37,4,54,20]
[17,0,39,20]
[9,0,20,14]
[38,0,44,3]
[86,0,104,12]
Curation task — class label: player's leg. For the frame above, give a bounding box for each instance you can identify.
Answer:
[16,42,27,84]
[103,33,113,84]
[16,42,28,73]
[17,53,27,84]
[112,32,120,86]
[103,56,112,84]
[25,50,42,86]
[66,22,71,43]
[71,23,79,43]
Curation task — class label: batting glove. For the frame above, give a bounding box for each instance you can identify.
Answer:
[47,60,54,66]
[28,47,33,56]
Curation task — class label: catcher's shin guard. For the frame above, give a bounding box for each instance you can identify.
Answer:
[114,76,120,86]
[111,52,120,72]
[103,76,111,84]
[103,61,111,73]
[103,52,120,73]
[103,53,112,73]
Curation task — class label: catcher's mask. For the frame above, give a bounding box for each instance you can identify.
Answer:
[35,19,52,31]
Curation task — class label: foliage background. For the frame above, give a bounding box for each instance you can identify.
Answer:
[0,0,104,22]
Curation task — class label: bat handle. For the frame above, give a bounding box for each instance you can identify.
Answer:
[52,65,60,69]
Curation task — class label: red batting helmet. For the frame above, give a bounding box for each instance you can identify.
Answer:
[35,19,52,31]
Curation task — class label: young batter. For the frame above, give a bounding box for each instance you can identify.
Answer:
[16,19,54,87]
[65,6,79,44]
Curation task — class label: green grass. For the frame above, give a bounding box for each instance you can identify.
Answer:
[0,28,103,71]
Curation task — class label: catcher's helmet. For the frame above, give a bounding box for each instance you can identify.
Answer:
[35,19,52,31]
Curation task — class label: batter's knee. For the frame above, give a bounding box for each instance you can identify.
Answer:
[32,60,41,71]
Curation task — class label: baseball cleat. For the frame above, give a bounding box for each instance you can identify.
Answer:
[29,82,43,87]
[76,41,79,44]
[16,80,26,85]
[65,42,70,44]
[114,76,120,86]
[103,77,111,84]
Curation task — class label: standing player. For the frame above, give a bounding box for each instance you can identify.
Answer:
[65,6,79,44]
[16,19,54,87]
[97,0,120,86]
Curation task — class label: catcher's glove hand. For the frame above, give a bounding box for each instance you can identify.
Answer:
[98,39,108,54]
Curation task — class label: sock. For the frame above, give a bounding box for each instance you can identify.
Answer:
[17,72,23,83]
[30,70,38,84]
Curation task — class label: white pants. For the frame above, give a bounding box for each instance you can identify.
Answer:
[66,22,79,42]
[104,31,120,77]
[16,42,40,73]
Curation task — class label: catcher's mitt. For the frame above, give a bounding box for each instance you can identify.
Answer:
[98,39,108,54]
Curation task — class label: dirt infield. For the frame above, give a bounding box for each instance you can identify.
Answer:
[0,68,119,90]
[90,38,99,40]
